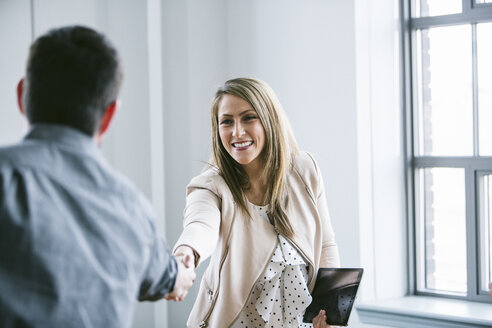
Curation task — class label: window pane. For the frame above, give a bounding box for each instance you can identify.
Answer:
[478,23,492,156]
[475,0,492,4]
[417,168,467,293]
[478,174,492,293]
[413,0,462,17]
[415,26,473,156]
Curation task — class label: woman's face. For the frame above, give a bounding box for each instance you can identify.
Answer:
[217,94,266,170]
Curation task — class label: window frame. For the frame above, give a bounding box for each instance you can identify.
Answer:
[476,171,492,297]
[474,0,492,9]
[406,0,492,303]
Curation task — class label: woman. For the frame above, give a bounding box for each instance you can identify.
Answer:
[173,78,340,328]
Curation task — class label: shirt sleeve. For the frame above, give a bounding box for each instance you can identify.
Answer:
[137,200,178,301]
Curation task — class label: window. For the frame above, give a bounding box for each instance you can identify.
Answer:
[408,0,492,302]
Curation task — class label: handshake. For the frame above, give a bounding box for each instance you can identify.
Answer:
[165,246,197,302]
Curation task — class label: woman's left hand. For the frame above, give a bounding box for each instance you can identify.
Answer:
[312,310,338,328]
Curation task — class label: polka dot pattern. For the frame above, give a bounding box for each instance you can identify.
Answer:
[231,204,314,328]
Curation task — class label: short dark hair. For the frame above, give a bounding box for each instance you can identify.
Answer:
[23,25,123,135]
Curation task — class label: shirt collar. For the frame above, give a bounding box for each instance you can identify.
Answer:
[24,124,101,157]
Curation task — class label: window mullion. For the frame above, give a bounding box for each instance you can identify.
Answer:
[463,0,472,13]
[465,165,478,300]
[411,9,492,29]
[472,24,479,156]
[404,0,417,296]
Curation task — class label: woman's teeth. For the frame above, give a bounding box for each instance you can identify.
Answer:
[233,141,253,148]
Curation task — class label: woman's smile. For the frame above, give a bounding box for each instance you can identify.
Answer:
[232,140,253,150]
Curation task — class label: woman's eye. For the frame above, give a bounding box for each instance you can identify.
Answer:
[220,119,232,125]
[244,115,257,121]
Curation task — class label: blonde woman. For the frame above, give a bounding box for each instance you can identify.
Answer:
[173,78,340,328]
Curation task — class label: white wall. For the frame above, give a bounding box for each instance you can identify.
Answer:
[0,0,30,145]
[0,0,406,327]
[354,0,407,306]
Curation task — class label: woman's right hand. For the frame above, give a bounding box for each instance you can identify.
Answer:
[173,245,198,267]
[312,310,337,328]
[165,252,196,302]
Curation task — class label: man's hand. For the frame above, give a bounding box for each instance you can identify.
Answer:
[164,253,195,302]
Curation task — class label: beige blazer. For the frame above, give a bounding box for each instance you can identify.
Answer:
[174,151,340,328]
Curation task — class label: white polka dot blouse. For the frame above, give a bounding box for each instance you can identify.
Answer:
[231,203,314,328]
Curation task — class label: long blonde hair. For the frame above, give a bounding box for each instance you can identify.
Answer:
[211,78,298,238]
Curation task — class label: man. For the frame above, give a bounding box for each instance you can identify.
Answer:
[0,26,194,327]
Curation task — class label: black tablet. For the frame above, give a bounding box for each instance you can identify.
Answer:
[303,268,364,326]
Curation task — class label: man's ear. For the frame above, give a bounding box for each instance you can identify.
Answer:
[17,78,25,115]
[96,100,119,144]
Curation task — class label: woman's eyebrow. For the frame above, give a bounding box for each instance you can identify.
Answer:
[220,109,255,117]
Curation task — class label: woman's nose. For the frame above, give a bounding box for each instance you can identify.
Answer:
[233,122,245,137]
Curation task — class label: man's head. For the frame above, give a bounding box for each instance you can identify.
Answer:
[18,25,123,137]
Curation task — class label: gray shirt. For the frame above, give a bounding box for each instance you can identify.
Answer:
[0,124,177,328]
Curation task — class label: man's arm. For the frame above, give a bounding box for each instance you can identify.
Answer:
[136,193,196,302]
[138,236,179,301]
